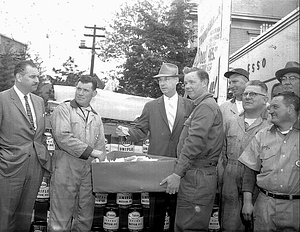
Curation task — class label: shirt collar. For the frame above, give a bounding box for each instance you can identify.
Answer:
[14,85,27,100]
[193,92,214,106]
[164,93,178,102]
[70,99,98,115]
[269,119,300,133]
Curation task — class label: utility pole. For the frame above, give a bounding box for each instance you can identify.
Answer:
[79,25,105,76]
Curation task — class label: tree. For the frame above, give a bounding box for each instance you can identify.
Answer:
[0,44,29,92]
[98,0,196,98]
[52,56,85,87]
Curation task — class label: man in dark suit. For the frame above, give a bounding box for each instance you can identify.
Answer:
[116,63,194,231]
[0,60,51,231]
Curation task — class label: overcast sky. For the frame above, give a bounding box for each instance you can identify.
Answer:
[0,0,131,75]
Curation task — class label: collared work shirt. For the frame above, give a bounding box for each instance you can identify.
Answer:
[239,122,300,195]
[223,109,271,167]
[220,98,239,125]
[220,109,271,231]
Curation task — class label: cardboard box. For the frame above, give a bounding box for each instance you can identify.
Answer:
[92,151,176,193]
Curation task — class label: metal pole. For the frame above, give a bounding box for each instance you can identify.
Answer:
[90,25,96,76]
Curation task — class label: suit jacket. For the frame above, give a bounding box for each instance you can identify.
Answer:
[128,95,194,157]
[0,87,51,176]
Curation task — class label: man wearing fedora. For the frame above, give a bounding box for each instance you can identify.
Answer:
[275,61,300,97]
[116,62,193,231]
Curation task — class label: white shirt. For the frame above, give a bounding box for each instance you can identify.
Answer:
[164,93,178,131]
[14,86,37,129]
[236,100,243,113]
[244,118,257,127]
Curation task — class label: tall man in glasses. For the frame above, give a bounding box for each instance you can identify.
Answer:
[275,61,300,97]
[220,80,271,231]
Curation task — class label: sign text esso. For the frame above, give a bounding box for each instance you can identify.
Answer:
[247,58,267,74]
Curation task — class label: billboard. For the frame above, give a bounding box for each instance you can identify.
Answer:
[193,0,231,103]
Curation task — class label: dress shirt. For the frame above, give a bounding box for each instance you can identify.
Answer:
[13,86,37,129]
[164,93,178,131]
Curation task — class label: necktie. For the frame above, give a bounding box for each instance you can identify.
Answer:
[24,95,35,129]
[167,100,175,131]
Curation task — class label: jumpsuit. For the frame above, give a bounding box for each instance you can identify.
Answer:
[48,99,106,231]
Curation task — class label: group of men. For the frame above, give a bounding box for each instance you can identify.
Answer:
[0,59,299,232]
[218,61,299,232]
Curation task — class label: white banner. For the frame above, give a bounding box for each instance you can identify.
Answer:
[193,0,231,102]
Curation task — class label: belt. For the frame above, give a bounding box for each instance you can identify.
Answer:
[260,188,300,200]
[190,160,217,169]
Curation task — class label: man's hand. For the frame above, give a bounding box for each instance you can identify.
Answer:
[116,125,130,137]
[242,202,254,221]
[160,173,181,194]
[242,192,254,221]
[90,150,106,161]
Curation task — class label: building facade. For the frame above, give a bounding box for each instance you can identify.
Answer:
[230,0,299,55]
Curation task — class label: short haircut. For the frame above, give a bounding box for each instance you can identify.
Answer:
[274,91,299,113]
[183,66,209,86]
[76,75,98,90]
[246,80,268,94]
[14,60,37,76]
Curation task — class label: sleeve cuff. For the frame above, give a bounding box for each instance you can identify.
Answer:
[79,146,93,160]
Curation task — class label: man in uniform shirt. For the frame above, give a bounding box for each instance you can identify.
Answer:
[220,80,271,231]
[239,91,300,231]
[220,68,249,125]
[218,68,249,224]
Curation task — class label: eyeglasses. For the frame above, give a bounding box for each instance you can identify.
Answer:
[242,92,266,98]
[280,76,300,82]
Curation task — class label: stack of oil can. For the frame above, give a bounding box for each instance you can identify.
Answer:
[30,128,54,232]
[92,192,170,232]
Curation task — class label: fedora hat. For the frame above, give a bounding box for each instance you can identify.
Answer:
[224,68,249,80]
[153,63,180,78]
[275,61,300,81]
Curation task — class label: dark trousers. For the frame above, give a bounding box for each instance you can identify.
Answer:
[0,149,44,232]
[149,192,177,232]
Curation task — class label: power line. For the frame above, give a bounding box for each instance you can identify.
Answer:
[79,25,105,76]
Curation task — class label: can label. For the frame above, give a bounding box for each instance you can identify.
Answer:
[142,139,149,154]
[141,192,149,205]
[118,137,134,152]
[45,132,55,151]
[164,211,170,231]
[95,193,108,205]
[36,177,50,201]
[103,205,119,231]
[117,193,132,205]
[32,222,47,232]
[128,210,143,231]
[208,206,220,230]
